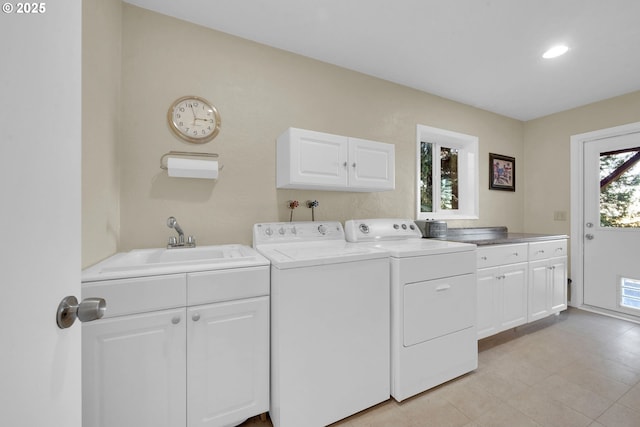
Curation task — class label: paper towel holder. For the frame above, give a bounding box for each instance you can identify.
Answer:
[160,151,223,171]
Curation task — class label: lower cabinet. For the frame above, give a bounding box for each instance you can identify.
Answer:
[528,257,567,322]
[477,262,528,339]
[476,239,568,340]
[83,296,269,427]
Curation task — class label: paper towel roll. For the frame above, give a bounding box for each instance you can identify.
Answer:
[167,157,218,179]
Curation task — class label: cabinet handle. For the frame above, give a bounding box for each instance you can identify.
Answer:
[512,252,519,256]
[171,316,181,325]
[537,250,545,254]
[436,284,451,292]
[343,162,348,168]
[192,313,200,322]
[480,256,487,260]
[352,162,356,168]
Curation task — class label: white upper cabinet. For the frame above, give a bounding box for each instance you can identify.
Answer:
[277,128,395,191]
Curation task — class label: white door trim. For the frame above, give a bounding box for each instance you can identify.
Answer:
[570,121,640,311]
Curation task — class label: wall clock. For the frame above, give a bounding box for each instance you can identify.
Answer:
[167,96,221,144]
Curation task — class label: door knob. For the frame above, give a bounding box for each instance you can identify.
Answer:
[56,296,106,329]
[585,233,594,240]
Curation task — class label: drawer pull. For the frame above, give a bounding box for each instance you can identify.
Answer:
[512,252,519,256]
[436,284,451,292]
[171,316,181,325]
[537,250,545,254]
[480,256,488,260]
[192,313,201,322]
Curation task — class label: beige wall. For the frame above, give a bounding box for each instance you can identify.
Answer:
[111,4,524,253]
[523,90,640,237]
[82,0,122,268]
[81,4,640,267]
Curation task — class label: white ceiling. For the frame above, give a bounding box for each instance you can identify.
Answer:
[124,0,640,121]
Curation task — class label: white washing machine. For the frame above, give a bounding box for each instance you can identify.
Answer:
[345,218,478,402]
[253,221,390,427]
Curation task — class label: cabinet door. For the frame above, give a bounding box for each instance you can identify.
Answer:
[477,267,499,339]
[348,137,395,191]
[550,257,568,313]
[82,309,187,427]
[187,297,269,427]
[277,128,348,189]
[499,263,528,329]
[528,259,550,322]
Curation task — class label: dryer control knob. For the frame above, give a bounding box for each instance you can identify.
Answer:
[278,227,286,235]
[265,227,273,236]
[359,224,370,234]
[317,224,327,235]
[393,224,399,229]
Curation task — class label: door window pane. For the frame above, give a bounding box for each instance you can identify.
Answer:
[599,148,640,227]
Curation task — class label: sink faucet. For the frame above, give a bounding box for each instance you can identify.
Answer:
[166,216,196,249]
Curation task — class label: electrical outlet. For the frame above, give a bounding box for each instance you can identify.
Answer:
[553,211,567,221]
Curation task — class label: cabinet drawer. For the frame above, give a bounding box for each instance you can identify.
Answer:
[477,243,528,268]
[187,266,269,305]
[82,274,186,318]
[528,240,567,261]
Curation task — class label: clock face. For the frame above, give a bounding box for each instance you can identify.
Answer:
[168,96,221,143]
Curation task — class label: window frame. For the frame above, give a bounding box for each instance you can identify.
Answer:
[416,125,479,220]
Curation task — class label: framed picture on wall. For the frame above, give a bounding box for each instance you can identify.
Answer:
[489,153,515,191]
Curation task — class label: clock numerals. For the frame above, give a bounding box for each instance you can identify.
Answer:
[168,96,221,143]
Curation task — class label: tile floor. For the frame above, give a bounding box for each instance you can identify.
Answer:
[241,308,640,427]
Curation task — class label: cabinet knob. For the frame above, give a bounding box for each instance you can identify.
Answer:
[480,256,487,260]
[192,313,200,322]
[171,316,181,325]
[343,162,348,168]
[352,162,357,168]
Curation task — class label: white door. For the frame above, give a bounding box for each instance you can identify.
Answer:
[348,137,395,190]
[283,128,348,188]
[187,297,269,427]
[0,1,82,426]
[583,132,640,317]
[83,309,187,427]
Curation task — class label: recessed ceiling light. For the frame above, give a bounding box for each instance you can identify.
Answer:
[543,45,569,59]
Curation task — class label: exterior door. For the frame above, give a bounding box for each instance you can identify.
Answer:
[583,132,640,317]
[0,1,82,426]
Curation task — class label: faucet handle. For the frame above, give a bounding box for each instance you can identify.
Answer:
[187,236,195,245]
[168,236,177,246]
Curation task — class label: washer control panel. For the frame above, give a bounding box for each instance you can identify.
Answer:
[345,218,422,242]
[253,221,345,245]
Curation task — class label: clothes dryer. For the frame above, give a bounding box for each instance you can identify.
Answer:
[345,218,477,401]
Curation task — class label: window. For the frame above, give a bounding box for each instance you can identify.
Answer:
[599,147,640,228]
[416,125,478,220]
